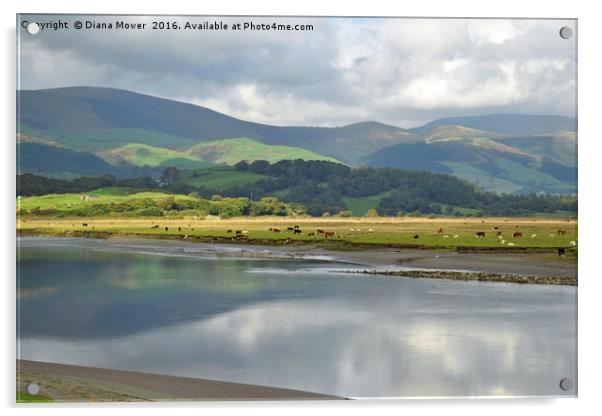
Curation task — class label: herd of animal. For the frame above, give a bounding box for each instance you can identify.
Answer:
[72,221,577,253]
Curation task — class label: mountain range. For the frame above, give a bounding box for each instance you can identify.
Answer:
[17,86,577,193]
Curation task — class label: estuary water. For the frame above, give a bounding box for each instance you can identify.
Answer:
[17,237,577,398]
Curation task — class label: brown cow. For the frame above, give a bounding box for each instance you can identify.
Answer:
[475,231,486,238]
[271,228,281,233]
[513,231,523,238]
[437,228,443,233]
[316,229,325,234]
[324,231,336,238]
[557,229,568,236]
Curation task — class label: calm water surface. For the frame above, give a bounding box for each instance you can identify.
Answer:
[17,237,577,398]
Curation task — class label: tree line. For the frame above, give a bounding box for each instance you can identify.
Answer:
[18,159,577,217]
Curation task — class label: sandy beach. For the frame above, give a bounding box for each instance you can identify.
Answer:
[17,360,343,402]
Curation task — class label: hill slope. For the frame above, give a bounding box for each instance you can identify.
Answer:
[410,113,576,136]
[17,87,411,162]
[362,131,576,194]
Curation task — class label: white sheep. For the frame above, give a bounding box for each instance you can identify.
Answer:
[368,229,373,232]
[570,241,576,246]
[443,235,449,238]
[508,242,515,246]
[501,240,506,244]
[531,234,537,238]
[453,234,459,239]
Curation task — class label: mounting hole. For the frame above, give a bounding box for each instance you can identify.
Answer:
[559,377,573,391]
[559,26,573,40]
[25,382,39,395]
[26,22,40,35]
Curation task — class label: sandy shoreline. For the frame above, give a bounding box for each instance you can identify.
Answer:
[17,360,343,402]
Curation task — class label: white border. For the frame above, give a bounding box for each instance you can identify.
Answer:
[3,0,601,415]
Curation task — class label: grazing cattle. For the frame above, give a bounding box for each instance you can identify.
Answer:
[178,227,181,232]
[475,231,486,238]
[324,231,336,238]
[293,229,302,234]
[227,229,233,233]
[286,227,294,232]
[165,227,169,232]
[413,234,419,239]
[271,228,281,233]
[82,223,88,227]
[151,225,159,229]
[293,225,300,229]
[493,226,499,230]
[308,232,315,236]
[235,230,242,235]
[496,231,502,237]
[557,229,568,236]
[512,232,523,238]
[437,228,443,233]
[514,225,519,229]
[558,248,566,257]
[316,229,325,234]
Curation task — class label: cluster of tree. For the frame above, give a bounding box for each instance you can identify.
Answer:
[20,194,305,219]
[17,173,158,196]
[167,160,577,217]
[18,160,578,218]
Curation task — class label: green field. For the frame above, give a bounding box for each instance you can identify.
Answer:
[18,216,578,251]
[99,143,212,169]
[188,138,341,165]
[439,161,523,194]
[17,189,198,212]
[343,193,391,216]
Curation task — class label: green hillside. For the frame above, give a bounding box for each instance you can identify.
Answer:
[99,139,340,170]
[17,87,577,192]
[188,138,340,164]
[362,128,577,194]
[99,144,212,169]
[17,87,411,162]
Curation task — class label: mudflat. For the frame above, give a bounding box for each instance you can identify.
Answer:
[17,360,343,402]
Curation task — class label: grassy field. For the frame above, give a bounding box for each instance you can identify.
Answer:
[99,143,212,169]
[17,189,198,211]
[188,138,341,164]
[16,391,53,403]
[17,216,578,251]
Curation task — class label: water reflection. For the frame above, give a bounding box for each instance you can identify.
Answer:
[17,238,576,397]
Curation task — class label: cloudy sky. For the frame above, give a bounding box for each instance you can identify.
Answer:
[18,15,577,128]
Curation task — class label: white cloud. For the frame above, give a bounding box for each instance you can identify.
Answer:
[18,15,577,127]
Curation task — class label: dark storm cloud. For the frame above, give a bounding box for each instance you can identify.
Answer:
[18,15,576,127]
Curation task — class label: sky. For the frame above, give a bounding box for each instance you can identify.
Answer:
[18,15,577,128]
